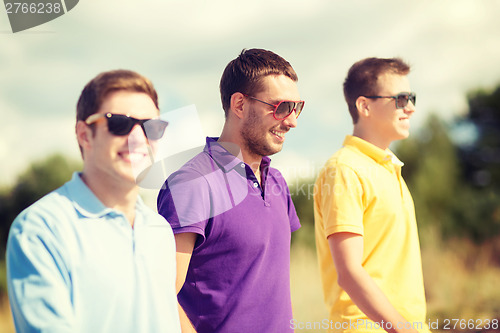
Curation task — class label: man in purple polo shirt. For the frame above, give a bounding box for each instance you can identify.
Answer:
[157,48,304,332]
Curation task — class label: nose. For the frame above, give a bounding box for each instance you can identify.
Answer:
[282,111,298,128]
[127,124,149,146]
[404,100,416,115]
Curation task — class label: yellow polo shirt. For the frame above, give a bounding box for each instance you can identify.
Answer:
[314,136,430,333]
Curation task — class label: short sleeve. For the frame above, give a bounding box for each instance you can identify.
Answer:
[157,168,211,243]
[319,163,364,238]
[7,211,75,333]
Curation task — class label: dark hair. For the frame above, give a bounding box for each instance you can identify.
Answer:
[76,69,158,154]
[219,48,298,117]
[343,57,410,123]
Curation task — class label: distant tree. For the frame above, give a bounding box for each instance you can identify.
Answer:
[395,113,500,242]
[458,85,500,188]
[290,178,316,248]
[396,115,461,237]
[0,154,81,257]
[455,84,500,240]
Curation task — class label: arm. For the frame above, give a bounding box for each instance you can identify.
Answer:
[7,217,74,333]
[158,167,213,333]
[328,232,418,333]
[174,232,198,333]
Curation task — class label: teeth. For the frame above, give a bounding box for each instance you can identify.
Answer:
[271,130,285,138]
[121,152,147,163]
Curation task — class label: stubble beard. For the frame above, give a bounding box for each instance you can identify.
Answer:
[240,108,283,158]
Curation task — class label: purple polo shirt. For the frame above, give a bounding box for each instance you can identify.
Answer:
[157,137,300,333]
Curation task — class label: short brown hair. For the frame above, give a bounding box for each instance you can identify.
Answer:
[219,48,298,117]
[343,57,410,123]
[76,69,159,123]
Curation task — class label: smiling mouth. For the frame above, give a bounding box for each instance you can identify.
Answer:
[271,129,286,140]
[119,151,148,163]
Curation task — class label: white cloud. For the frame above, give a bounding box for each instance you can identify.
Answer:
[1,0,500,185]
[0,101,79,186]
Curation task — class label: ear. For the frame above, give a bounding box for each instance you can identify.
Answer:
[76,120,93,152]
[355,96,370,119]
[229,92,245,120]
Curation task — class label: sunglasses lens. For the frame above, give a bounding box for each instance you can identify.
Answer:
[275,101,294,119]
[275,101,305,119]
[410,93,416,106]
[295,101,305,118]
[107,114,135,135]
[396,93,416,108]
[396,94,408,108]
[143,119,168,140]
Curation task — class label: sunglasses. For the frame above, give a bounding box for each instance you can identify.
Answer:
[244,94,305,120]
[85,113,168,140]
[363,92,416,109]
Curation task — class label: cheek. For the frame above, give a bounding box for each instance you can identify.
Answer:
[106,136,129,154]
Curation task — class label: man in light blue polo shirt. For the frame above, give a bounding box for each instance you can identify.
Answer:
[6,70,181,333]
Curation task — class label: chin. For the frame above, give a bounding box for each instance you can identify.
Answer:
[265,142,284,156]
[394,129,410,140]
[116,168,138,185]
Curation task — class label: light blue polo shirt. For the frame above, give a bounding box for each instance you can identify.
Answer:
[6,172,181,333]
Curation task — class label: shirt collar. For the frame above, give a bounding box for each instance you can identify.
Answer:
[343,135,404,166]
[204,137,272,172]
[65,172,145,218]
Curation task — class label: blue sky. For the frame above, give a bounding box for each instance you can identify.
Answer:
[1,0,500,187]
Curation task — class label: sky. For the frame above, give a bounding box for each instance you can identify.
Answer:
[2,0,500,188]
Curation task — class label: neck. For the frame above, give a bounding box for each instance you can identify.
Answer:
[80,171,139,226]
[218,124,262,181]
[353,124,391,150]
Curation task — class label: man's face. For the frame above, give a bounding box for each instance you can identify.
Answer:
[366,73,415,147]
[240,74,300,158]
[84,90,159,185]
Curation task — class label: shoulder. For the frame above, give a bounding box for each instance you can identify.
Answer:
[157,152,215,224]
[315,149,369,200]
[7,186,77,261]
[319,148,361,177]
[332,145,370,168]
[10,185,75,235]
[164,151,214,187]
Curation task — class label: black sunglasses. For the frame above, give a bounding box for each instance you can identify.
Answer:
[244,94,305,120]
[363,92,416,109]
[85,113,168,140]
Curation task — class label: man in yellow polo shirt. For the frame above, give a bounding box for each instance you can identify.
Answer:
[314,58,431,333]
